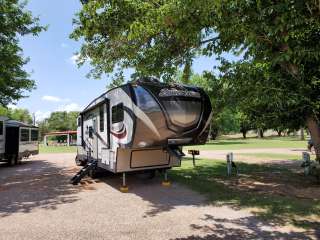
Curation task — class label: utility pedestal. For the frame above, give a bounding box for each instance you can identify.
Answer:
[188,150,200,167]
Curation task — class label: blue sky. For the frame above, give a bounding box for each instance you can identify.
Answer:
[15,1,222,122]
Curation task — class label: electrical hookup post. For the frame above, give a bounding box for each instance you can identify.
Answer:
[226,152,238,176]
[302,152,311,176]
[188,150,200,167]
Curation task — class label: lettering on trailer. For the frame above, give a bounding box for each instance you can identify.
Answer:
[159,88,201,98]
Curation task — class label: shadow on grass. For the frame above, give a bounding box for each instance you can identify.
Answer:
[169,158,320,230]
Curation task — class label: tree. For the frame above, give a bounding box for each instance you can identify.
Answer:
[0,106,32,124]
[0,0,46,106]
[72,1,320,161]
[37,111,79,141]
[46,111,79,132]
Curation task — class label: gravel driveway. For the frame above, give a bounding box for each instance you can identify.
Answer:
[0,153,315,240]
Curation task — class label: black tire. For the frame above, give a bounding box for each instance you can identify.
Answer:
[75,156,87,166]
[17,157,23,165]
[8,154,17,166]
[88,168,98,179]
[148,170,156,179]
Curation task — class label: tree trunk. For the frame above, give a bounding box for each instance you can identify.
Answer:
[300,128,305,140]
[258,129,264,138]
[242,131,247,139]
[306,116,320,162]
[276,130,282,137]
[181,57,192,84]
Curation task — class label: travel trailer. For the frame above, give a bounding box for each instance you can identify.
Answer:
[0,117,39,165]
[72,77,212,188]
[0,116,8,162]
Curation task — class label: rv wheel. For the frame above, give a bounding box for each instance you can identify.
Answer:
[88,168,98,179]
[75,156,86,166]
[8,155,17,166]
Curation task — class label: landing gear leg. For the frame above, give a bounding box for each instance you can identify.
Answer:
[162,170,171,187]
[120,172,129,193]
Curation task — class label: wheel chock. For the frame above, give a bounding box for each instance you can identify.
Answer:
[120,186,129,193]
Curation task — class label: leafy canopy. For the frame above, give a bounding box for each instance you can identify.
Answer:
[72,1,320,138]
[0,0,46,106]
[0,106,33,124]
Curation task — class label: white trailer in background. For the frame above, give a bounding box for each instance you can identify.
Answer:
[72,77,213,189]
[0,118,39,165]
[0,116,8,161]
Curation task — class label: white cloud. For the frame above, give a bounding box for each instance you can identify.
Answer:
[42,95,70,102]
[7,104,18,109]
[69,54,80,65]
[35,110,51,122]
[61,43,68,48]
[56,103,82,112]
[34,102,82,123]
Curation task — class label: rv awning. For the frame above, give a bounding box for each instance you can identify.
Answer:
[5,120,37,128]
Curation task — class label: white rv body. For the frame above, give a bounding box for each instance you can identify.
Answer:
[0,118,39,165]
[76,78,212,174]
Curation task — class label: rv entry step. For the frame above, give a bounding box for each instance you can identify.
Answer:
[167,147,185,159]
[70,159,98,185]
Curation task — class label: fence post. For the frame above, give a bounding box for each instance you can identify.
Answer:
[227,152,233,176]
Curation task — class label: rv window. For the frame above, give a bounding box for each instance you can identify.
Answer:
[77,116,81,127]
[89,126,94,138]
[99,105,104,132]
[20,129,30,142]
[162,100,201,128]
[31,129,39,141]
[112,103,124,123]
[0,121,3,135]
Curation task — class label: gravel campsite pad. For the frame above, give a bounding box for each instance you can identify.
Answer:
[0,153,318,240]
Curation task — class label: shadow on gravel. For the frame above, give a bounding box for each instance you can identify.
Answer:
[170,215,317,240]
[0,160,80,217]
[97,172,205,218]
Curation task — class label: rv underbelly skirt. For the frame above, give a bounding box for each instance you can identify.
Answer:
[97,147,181,173]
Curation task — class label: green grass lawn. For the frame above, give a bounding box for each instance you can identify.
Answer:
[169,158,320,228]
[240,152,301,160]
[39,144,77,153]
[184,136,307,151]
[38,136,306,153]
[238,152,317,161]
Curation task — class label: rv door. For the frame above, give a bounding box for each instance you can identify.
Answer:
[0,120,4,155]
[76,115,82,146]
[92,117,99,160]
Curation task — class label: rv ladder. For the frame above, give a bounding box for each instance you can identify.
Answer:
[70,160,98,185]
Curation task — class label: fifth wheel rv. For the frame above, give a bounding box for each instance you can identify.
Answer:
[72,77,212,188]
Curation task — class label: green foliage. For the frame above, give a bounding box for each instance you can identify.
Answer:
[107,70,125,89]
[72,0,320,157]
[0,106,33,124]
[0,0,46,105]
[47,111,79,131]
[37,111,79,139]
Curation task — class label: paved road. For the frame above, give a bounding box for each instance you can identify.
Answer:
[0,153,314,240]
